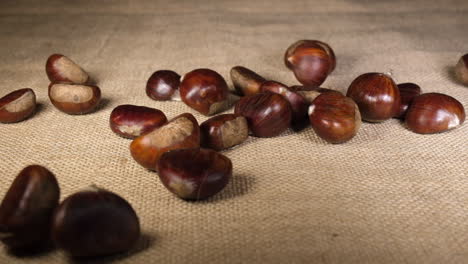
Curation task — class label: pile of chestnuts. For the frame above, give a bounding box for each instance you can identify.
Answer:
[0,165,140,258]
[0,41,466,260]
[106,40,466,202]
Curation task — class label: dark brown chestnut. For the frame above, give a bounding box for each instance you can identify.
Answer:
[284,40,334,86]
[180,69,229,116]
[130,113,200,170]
[405,93,465,134]
[230,66,266,96]
[46,54,89,84]
[157,148,232,200]
[146,70,181,101]
[395,83,422,119]
[200,114,248,150]
[110,105,167,139]
[455,53,468,85]
[51,186,140,257]
[309,93,361,143]
[260,81,309,131]
[285,40,336,73]
[48,83,101,114]
[0,88,36,123]
[0,165,59,252]
[234,92,292,137]
[346,72,400,122]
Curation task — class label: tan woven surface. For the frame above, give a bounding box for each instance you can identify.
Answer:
[1,0,467,263]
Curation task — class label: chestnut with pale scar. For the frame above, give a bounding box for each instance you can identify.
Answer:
[46,54,89,84]
[0,88,36,123]
[130,113,200,170]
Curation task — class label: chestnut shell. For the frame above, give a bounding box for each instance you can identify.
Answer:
[146,70,181,101]
[180,69,229,116]
[234,92,292,137]
[405,93,465,134]
[130,113,200,170]
[200,114,248,151]
[284,40,333,87]
[51,187,140,258]
[346,72,400,122]
[48,83,101,115]
[0,88,36,123]
[0,165,60,252]
[230,66,266,96]
[309,93,361,143]
[158,148,232,200]
[45,54,89,84]
[110,105,167,139]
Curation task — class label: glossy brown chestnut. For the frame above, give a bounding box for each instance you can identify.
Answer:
[146,70,181,101]
[260,81,309,131]
[0,165,59,252]
[346,73,400,122]
[200,114,248,150]
[110,105,167,139]
[157,148,232,200]
[405,93,465,134]
[284,40,334,86]
[455,53,468,85]
[48,83,101,114]
[290,85,342,104]
[45,54,89,84]
[180,69,229,116]
[309,93,361,143]
[395,83,422,119]
[234,92,292,137]
[285,40,336,72]
[52,186,140,257]
[130,113,200,170]
[0,88,36,123]
[230,66,266,96]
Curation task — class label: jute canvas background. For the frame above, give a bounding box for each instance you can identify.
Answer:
[0,0,467,263]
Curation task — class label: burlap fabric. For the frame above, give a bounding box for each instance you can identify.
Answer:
[0,0,467,263]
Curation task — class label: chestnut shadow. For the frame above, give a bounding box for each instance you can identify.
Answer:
[69,232,155,264]
[445,66,464,85]
[208,174,256,203]
[5,242,56,259]
[93,98,111,113]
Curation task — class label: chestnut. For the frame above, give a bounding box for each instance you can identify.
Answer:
[0,165,59,252]
[285,40,336,72]
[346,72,400,122]
[146,70,181,101]
[395,82,422,119]
[157,148,232,200]
[405,93,465,134]
[180,69,229,116]
[0,88,36,123]
[51,186,140,257]
[48,83,101,114]
[284,40,334,86]
[308,93,361,143]
[45,54,89,84]
[230,66,266,96]
[455,53,468,85]
[260,81,309,131]
[234,92,292,137]
[110,105,167,139]
[200,114,248,150]
[130,113,200,170]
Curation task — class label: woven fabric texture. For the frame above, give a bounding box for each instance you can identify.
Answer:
[0,0,467,263]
